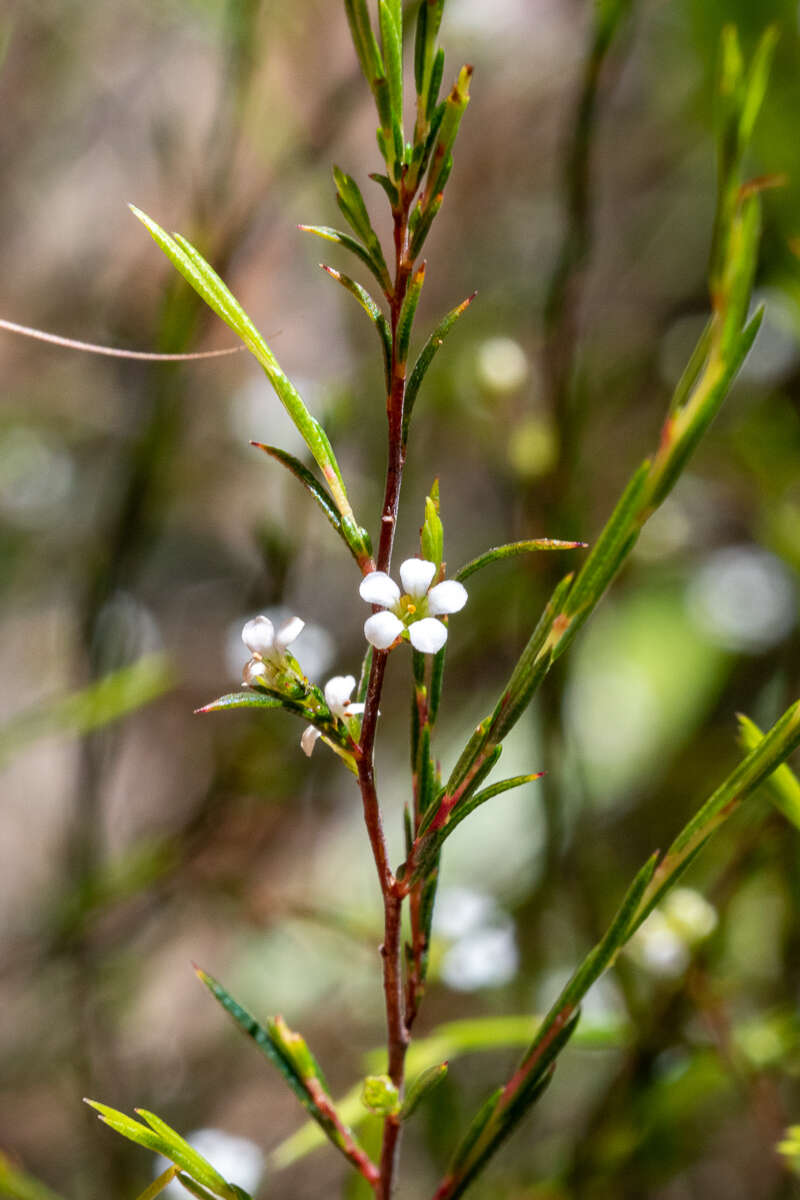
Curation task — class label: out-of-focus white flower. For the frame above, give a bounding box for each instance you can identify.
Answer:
[360,559,467,653]
[662,887,718,946]
[159,1128,264,1198]
[301,674,365,756]
[241,613,304,686]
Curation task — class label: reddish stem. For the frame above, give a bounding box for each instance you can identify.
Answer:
[356,191,416,1199]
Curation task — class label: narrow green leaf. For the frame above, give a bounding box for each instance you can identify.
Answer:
[401,1062,448,1120]
[344,0,383,88]
[397,263,426,365]
[426,47,446,120]
[455,539,587,583]
[636,699,800,924]
[332,168,390,284]
[195,971,317,1111]
[194,692,283,715]
[174,1177,219,1200]
[560,459,650,629]
[669,318,713,415]
[320,266,392,389]
[251,440,365,555]
[298,224,390,294]
[409,179,446,260]
[85,1102,236,1200]
[135,1112,233,1197]
[429,643,446,723]
[130,209,360,533]
[195,969,369,1172]
[369,172,400,207]
[738,714,800,831]
[434,773,544,848]
[420,488,444,568]
[449,1089,503,1173]
[378,1,403,129]
[483,571,575,747]
[403,292,476,442]
[740,25,778,144]
[413,0,428,95]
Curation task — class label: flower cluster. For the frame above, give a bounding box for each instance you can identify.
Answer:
[360,558,468,653]
[239,559,466,760]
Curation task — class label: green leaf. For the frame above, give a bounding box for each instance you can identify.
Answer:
[195,970,372,1176]
[369,172,399,206]
[403,292,476,442]
[343,0,384,90]
[84,1102,237,1200]
[135,1112,234,1198]
[298,223,390,294]
[130,208,362,540]
[482,570,575,748]
[449,1089,503,1174]
[420,484,443,568]
[251,440,370,564]
[174,1178,220,1200]
[738,714,800,831]
[332,168,390,286]
[320,266,392,389]
[740,25,778,145]
[378,1,403,130]
[635,699,800,925]
[422,773,544,858]
[396,263,426,366]
[400,1062,448,1120]
[559,460,650,635]
[454,538,587,582]
[194,692,283,715]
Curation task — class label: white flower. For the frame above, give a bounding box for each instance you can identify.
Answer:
[242,614,305,661]
[359,558,468,653]
[241,613,304,686]
[301,674,365,756]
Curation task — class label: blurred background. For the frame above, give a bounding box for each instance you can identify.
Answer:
[2,0,800,1197]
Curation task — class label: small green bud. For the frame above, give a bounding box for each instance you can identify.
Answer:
[361,1074,400,1116]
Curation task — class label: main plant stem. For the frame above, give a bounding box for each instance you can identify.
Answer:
[357,193,415,1198]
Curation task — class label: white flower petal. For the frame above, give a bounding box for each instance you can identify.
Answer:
[359,571,401,608]
[364,611,405,649]
[427,579,468,616]
[346,702,366,716]
[242,615,275,656]
[275,615,305,651]
[324,674,356,716]
[400,558,437,599]
[242,658,268,687]
[301,726,321,756]
[409,617,448,654]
